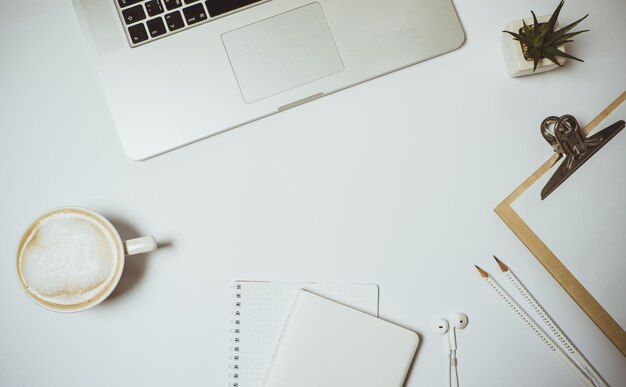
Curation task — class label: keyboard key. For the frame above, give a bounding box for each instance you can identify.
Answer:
[204,0,262,17]
[128,23,149,44]
[183,4,208,25]
[118,0,142,8]
[145,0,164,16]
[122,5,146,25]
[164,11,185,31]
[164,0,183,10]
[147,17,167,38]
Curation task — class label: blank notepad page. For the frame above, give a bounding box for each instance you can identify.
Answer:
[262,291,419,387]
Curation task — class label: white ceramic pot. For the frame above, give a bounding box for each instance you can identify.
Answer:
[502,15,566,78]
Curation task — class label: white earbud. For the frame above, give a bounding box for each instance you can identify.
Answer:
[451,313,468,329]
[432,313,468,387]
[432,318,450,353]
[448,313,468,351]
[432,318,449,336]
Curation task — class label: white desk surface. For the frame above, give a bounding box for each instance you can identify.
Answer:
[1,1,625,386]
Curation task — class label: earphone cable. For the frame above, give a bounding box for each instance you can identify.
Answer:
[450,350,459,387]
[448,354,452,387]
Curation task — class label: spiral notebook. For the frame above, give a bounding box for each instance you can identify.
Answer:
[228,281,379,387]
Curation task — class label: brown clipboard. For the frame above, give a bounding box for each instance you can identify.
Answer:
[495,91,626,357]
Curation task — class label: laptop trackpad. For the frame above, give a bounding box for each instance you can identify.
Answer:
[222,3,344,103]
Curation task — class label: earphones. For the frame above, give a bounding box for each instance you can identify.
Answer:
[432,313,468,387]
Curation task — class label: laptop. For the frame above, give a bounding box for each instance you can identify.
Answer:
[72,0,464,160]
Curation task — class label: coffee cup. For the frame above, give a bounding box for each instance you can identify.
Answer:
[16,207,157,312]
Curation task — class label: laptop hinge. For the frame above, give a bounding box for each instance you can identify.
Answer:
[277,93,325,111]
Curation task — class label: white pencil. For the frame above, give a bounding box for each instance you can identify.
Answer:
[493,257,607,387]
[475,266,594,387]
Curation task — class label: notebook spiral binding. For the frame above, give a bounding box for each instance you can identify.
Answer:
[228,283,242,387]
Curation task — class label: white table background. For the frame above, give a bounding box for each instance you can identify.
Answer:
[1,1,625,386]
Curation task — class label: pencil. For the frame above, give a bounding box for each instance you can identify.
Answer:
[493,257,607,387]
[475,265,594,387]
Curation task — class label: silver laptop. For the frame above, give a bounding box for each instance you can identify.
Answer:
[72,0,464,160]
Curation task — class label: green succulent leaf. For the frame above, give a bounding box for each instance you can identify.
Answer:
[551,39,574,47]
[544,46,584,62]
[549,30,589,45]
[503,30,534,46]
[547,16,589,45]
[534,27,548,47]
[522,19,530,35]
[502,30,519,39]
[546,0,565,34]
[531,11,540,33]
[556,14,589,35]
[542,52,562,67]
[528,48,543,64]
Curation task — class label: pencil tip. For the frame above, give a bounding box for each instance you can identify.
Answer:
[475,265,489,278]
[493,256,509,272]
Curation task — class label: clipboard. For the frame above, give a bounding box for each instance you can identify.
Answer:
[495,91,626,357]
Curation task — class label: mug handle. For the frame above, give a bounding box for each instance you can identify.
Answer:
[123,236,157,256]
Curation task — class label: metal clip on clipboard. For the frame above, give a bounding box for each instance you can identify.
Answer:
[540,114,626,200]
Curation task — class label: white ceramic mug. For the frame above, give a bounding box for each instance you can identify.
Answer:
[16,207,157,312]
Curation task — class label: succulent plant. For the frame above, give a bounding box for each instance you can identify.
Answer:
[503,0,589,71]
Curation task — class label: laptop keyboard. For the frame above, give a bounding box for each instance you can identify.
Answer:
[115,0,266,47]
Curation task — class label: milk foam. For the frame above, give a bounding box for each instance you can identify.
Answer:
[19,211,119,306]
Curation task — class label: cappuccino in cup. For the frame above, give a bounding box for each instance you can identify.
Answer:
[16,208,156,312]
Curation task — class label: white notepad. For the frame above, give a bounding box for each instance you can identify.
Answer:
[263,291,419,387]
[228,281,379,387]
